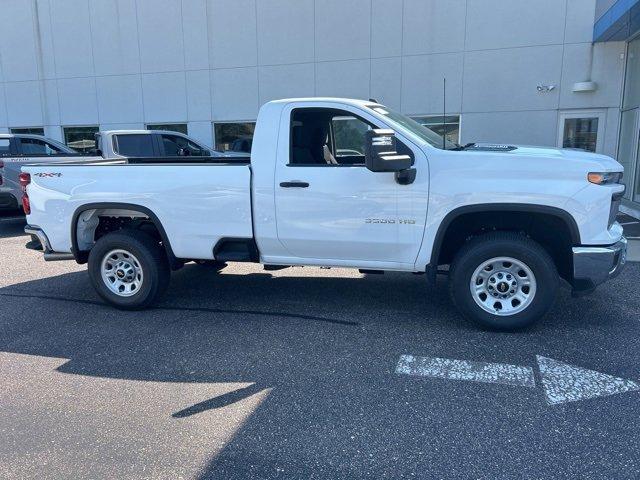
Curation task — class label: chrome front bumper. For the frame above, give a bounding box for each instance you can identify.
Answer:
[572,237,627,294]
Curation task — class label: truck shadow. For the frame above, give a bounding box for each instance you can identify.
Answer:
[0,216,26,238]
[0,263,638,478]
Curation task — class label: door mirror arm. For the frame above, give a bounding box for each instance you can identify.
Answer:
[395,168,416,185]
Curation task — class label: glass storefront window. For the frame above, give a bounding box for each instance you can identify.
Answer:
[623,36,640,110]
[214,122,256,153]
[411,115,461,145]
[146,123,188,135]
[619,36,640,206]
[11,127,45,136]
[618,109,638,201]
[63,126,99,154]
[562,117,599,152]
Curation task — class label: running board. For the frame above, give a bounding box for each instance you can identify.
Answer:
[44,252,75,261]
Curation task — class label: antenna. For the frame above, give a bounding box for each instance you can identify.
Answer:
[442,77,446,150]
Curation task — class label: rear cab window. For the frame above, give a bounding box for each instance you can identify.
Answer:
[114,134,156,157]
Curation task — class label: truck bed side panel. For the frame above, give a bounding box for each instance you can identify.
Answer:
[25,164,252,259]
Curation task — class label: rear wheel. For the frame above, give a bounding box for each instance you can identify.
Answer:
[448,232,558,330]
[88,230,170,309]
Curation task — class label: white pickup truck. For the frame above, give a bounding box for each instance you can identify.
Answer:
[21,98,627,330]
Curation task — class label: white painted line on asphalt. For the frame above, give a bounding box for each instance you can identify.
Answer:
[396,354,536,388]
[537,356,640,405]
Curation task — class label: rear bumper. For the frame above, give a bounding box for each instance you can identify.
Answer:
[24,225,75,261]
[0,192,19,210]
[572,237,627,294]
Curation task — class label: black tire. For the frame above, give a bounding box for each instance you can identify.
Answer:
[88,230,170,310]
[448,231,558,331]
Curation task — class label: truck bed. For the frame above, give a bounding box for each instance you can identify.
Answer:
[23,158,253,259]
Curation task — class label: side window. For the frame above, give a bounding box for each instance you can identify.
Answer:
[115,134,155,157]
[289,108,372,166]
[332,116,370,163]
[0,139,10,156]
[185,139,208,156]
[160,134,207,156]
[20,138,65,156]
[161,134,182,156]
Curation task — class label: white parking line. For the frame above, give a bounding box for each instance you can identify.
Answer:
[395,354,536,388]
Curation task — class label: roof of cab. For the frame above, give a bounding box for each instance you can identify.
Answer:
[265,97,376,107]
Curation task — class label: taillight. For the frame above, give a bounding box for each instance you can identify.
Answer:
[19,173,31,214]
[22,195,31,215]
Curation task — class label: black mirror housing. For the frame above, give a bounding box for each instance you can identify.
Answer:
[365,129,412,172]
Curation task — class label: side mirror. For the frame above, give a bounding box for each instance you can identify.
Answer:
[177,147,191,157]
[365,129,412,172]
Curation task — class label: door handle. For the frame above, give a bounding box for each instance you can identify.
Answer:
[279,181,309,188]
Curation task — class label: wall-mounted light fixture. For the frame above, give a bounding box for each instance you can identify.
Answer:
[572,81,598,93]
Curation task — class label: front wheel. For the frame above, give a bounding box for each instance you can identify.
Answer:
[448,232,559,330]
[88,230,170,309]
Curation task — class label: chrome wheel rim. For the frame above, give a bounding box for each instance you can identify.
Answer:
[469,256,537,316]
[100,249,144,297]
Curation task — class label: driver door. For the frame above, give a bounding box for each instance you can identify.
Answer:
[274,105,414,265]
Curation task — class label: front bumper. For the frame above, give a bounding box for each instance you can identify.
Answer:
[572,237,627,294]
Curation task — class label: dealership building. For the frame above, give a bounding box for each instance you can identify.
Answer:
[0,0,639,214]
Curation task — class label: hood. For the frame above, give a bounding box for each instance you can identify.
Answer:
[466,143,623,172]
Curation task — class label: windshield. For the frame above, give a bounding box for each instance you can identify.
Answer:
[365,104,457,150]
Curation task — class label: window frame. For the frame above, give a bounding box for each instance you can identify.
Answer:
[557,110,606,154]
[287,107,377,168]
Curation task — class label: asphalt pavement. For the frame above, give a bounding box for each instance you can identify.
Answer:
[1,213,639,479]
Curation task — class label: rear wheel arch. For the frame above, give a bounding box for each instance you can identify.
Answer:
[70,202,180,269]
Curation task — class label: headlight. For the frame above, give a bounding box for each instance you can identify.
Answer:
[587,172,623,185]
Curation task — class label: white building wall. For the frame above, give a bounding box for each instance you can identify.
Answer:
[0,0,628,156]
